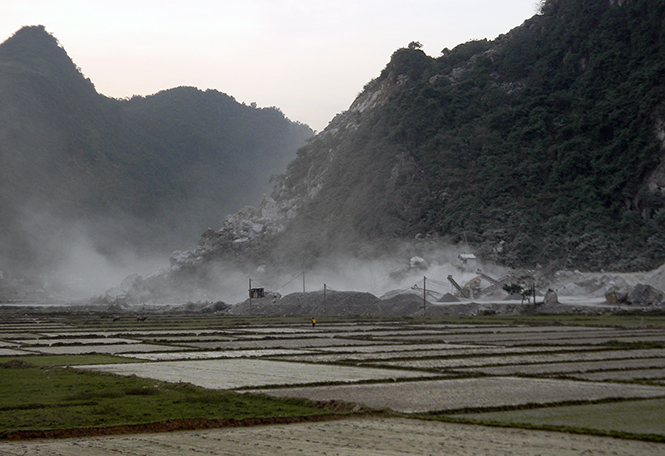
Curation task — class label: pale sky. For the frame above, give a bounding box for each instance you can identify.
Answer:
[2,0,538,132]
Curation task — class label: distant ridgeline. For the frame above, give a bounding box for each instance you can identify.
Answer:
[175,0,665,278]
[0,25,312,276]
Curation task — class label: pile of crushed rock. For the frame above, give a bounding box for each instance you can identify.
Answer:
[550,270,664,306]
[229,290,434,317]
[228,291,383,317]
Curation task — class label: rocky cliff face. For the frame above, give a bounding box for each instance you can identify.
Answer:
[646,118,665,196]
[169,69,408,273]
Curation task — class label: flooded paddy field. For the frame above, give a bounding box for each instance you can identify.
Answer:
[78,358,437,389]
[21,343,192,355]
[570,368,665,382]
[181,337,392,350]
[119,348,319,361]
[373,348,665,370]
[384,328,665,344]
[252,376,665,412]
[0,309,664,454]
[272,344,598,364]
[458,357,665,376]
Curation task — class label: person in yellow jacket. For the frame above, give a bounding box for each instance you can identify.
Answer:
[312,318,316,328]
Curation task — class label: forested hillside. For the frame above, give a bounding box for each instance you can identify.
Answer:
[0,26,312,281]
[265,0,665,272]
[171,0,665,283]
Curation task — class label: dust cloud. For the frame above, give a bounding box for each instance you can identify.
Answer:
[256,250,506,299]
[0,203,171,300]
[159,242,511,305]
[46,236,168,299]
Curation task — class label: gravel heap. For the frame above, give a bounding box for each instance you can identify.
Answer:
[645,263,665,293]
[229,291,384,316]
[227,289,622,317]
[378,293,426,316]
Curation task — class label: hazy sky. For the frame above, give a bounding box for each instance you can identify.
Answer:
[3,0,538,131]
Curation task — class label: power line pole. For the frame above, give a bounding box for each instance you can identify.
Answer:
[423,276,427,316]
[303,271,306,293]
[249,278,252,314]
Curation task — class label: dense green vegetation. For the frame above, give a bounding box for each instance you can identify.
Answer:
[0,25,312,277]
[0,354,137,367]
[270,0,665,271]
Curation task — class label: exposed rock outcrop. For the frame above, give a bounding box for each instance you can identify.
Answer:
[170,194,297,271]
[627,284,664,306]
[169,62,410,274]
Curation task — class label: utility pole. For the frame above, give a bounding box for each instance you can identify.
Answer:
[323,283,327,305]
[423,276,427,316]
[303,271,306,293]
[248,278,252,314]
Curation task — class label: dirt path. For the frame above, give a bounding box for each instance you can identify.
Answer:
[0,417,662,456]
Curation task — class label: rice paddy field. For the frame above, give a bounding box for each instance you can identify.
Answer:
[0,308,664,454]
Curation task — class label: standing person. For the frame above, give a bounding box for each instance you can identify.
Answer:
[312,318,316,328]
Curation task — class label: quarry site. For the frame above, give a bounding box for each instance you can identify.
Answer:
[88,250,665,318]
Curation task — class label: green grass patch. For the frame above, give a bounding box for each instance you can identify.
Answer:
[0,364,333,436]
[0,354,138,367]
[446,398,665,441]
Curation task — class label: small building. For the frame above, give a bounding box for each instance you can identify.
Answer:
[457,253,477,272]
[249,287,265,298]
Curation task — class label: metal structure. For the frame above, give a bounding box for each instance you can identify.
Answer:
[447,269,527,299]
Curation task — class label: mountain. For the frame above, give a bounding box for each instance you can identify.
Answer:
[267,0,665,273]
[0,26,312,289]
[155,0,665,303]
